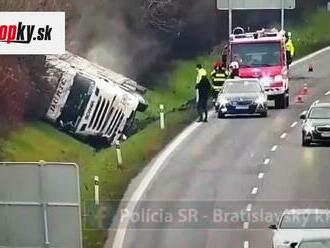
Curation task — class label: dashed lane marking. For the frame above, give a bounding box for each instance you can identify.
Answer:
[325,91,330,96]
[246,204,252,212]
[112,46,330,248]
[271,145,278,152]
[112,122,201,248]
[291,121,298,128]
[258,173,264,179]
[251,187,258,195]
[243,222,249,229]
[264,158,271,165]
[280,133,287,139]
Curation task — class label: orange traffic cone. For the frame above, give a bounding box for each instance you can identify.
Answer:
[308,64,314,72]
[296,95,304,103]
[303,83,308,94]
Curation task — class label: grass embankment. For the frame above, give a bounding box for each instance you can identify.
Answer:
[1,110,197,246]
[1,112,197,246]
[1,9,330,248]
[0,54,215,247]
[136,55,216,128]
[292,10,330,57]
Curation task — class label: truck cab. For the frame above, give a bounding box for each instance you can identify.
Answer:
[227,28,289,109]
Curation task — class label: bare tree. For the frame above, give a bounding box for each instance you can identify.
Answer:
[142,0,184,33]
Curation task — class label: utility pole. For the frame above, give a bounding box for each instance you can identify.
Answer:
[281,0,285,30]
[228,0,232,35]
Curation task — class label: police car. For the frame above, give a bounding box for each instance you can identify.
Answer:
[216,78,268,118]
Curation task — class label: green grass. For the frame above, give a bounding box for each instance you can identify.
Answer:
[0,48,213,248]
[140,55,216,119]
[292,9,330,57]
[1,9,330,248]
[1,108,197,247]
[2,109,196,199]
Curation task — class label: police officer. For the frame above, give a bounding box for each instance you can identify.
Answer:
[195,64,207,109]
[195,64,207,84]
[285,32,295,67]
[195,74,211,122]
[210,62,228,100]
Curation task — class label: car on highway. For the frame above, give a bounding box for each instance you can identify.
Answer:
[215,78,268,118]
[269,209,330,248]
[300,102,330,146]
[292,237,330,248]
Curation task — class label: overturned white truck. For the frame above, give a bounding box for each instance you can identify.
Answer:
[43,52,148,145]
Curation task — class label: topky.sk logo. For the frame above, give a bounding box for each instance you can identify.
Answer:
[0,12,65,55]
[0,22,53,44]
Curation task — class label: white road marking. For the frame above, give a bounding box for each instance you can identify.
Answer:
[325,91,330,96]
[314,100,320,104]
[251,187,258,195]
[243,222,249,229]
[112,46,330,248]
[246,204,252,212]
[271,145,278,152]
[112,122,201,248]
[258,172,264,179]
[280,133,287,139]
[264,158,271,165]
[290,46,330,68]
[291,121,298,128]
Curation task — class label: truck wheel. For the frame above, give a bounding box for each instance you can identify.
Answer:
[285,95,289,108]
[285,89,289,108]
[218,111,225,119]
[261,111,268,118]
[137,100,148,112]
[275,94,286,109]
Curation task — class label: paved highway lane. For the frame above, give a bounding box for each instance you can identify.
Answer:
[248,94,330,248]
[109,47,330,248]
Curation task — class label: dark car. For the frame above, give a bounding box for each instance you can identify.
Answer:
[300,102,330,146]
[215,79,268,118]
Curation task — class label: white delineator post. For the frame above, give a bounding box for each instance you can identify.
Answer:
[160,104,165,130]
[116,140,123,165]
[94,176,100,206]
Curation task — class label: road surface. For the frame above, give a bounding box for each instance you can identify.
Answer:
[110,47,330,248]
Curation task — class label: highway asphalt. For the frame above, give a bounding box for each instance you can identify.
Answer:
[109,48,330,248]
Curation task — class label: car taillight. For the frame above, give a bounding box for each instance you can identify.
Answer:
[271,82,283,87]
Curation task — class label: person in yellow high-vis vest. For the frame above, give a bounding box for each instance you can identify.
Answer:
[285,32,295,67]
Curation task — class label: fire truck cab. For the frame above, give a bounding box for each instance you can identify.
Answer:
[227,28,289,109]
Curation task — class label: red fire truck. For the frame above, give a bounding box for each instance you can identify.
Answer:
[226,28,289,109]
